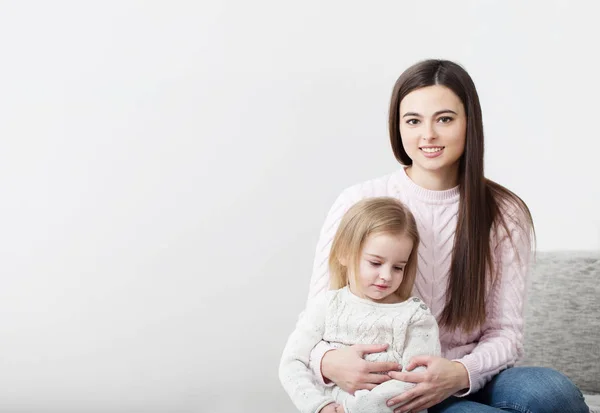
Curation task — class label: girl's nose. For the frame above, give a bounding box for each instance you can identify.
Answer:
[379,268,392,281]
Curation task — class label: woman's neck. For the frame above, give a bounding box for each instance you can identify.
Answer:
[405,165,459,191]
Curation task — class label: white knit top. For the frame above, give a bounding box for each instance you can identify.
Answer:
[279,287,441,413]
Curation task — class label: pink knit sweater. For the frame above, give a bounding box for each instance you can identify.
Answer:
[308,167,532,395]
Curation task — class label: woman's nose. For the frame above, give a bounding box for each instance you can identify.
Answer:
[422,121,438,141]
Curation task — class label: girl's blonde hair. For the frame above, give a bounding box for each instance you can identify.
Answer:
[329,197,420,301]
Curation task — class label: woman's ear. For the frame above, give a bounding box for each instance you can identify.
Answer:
[338,255,348,267]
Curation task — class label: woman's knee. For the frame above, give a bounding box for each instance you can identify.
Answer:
[487,366,587,412]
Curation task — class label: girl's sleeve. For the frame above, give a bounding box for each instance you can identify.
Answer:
[279,293,335,413]
[401,306,442,369]
[452,214,533,396]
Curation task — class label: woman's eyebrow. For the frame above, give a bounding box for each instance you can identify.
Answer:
[402,109,458,118]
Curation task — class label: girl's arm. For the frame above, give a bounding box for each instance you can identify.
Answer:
[384,307,466,411]
[279,293,336,413]
[401,307,442,370]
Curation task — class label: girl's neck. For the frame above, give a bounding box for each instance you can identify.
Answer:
[405,164,459,191]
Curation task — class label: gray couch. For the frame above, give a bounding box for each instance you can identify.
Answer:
[518,251,600,412]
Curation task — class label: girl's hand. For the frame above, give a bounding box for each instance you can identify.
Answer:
[321,344,400,394]
[386,355,469,413]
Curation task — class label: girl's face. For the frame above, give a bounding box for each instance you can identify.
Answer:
[347,232,413,304]
[399,85,467,180]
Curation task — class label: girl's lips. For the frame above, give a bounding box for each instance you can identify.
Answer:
[373,285,389,290]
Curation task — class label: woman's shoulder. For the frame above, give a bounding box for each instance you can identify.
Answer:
[490,187,533,238]
[488,180,532,223]
[487,181,534,259]
[304,289,341,314]
[335,170,403,205]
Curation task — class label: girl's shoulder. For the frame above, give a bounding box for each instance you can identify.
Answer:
[404,296,435,319]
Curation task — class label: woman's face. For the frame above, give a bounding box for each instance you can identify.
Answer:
[399,85,467,178]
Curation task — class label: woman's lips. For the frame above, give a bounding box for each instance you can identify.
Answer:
[420,146,444,158]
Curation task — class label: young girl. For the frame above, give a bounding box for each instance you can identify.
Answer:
[279,197,441,413]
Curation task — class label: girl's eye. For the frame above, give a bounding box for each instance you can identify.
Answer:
[394,267,404,272]
[438,116,453,123]
[369,261,381,267]
[406,119,420,125]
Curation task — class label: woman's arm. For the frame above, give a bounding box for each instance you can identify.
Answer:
[279,294,336,413]
[307,176,390,301]
[307,191,350,301]
[388,214,533,413]
[451,217,532,395]
[385,218,531,413]
[306,191,350,386]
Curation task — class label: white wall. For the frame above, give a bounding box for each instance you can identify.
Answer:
[0,1,598,412]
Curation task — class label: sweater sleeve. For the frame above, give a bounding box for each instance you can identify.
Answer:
[279,293,336,413]
[401,307,442,369]
[307,191,351,302]
[307,174,393,301]
[453,214,533,396]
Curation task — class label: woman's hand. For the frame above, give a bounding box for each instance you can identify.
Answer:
[321,344,400,394]
[386,355,469,413]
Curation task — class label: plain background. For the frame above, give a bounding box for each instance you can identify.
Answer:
[0,1,599,412]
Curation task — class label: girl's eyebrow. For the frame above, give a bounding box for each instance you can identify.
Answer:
[365,253,407,264]
[365,253,384,259]
[402,109,458,118]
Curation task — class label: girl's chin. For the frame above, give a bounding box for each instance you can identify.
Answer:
[365,292,398,303]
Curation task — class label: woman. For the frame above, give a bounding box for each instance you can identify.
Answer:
[306,60,588,412]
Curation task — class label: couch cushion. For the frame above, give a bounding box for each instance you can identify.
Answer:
[585,394,600,413]
[518,251,600,395]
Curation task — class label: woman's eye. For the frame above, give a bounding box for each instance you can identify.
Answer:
[406,119,420,125]
[394,267,404,272]
[369,261,381,267]
[438,116,453,123]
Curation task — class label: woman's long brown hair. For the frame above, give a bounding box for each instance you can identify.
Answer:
[388,59,535,332]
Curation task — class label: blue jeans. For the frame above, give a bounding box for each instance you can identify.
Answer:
[429,367,588,413]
